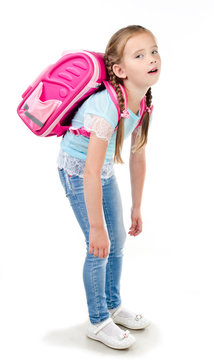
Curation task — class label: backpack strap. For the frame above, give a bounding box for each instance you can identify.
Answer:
[102,80,122,123]
[103,80,148,132]
[133,100,154,131]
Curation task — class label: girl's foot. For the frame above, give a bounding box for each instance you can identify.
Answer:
[86,317,136,349]
[109,305,151,329]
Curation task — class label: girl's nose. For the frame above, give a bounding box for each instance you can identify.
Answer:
[149,58,157,64]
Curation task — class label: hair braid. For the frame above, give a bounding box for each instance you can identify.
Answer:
[146,87,152,108]
[104,55,125,164]
[131,87,153,153]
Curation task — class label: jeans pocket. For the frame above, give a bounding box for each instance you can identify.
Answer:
[68,175,84,194]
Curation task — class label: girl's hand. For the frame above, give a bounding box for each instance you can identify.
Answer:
[128,207,143,237]
[89,226,110,258]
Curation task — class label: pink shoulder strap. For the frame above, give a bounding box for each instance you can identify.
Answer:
[102,80,121,122]
[103,80,147,130]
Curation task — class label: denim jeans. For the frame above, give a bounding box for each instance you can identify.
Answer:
[58,168,127,324]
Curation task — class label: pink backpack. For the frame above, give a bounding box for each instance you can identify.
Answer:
[17,50,151,138]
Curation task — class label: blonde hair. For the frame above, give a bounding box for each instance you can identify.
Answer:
[104,25,155,164]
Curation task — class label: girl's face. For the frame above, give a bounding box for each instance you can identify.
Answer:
[113,31,161,92]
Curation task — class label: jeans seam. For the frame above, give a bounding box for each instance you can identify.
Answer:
[91,259,100,321]
[103,196,115,309]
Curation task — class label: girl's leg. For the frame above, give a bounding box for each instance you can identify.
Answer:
[102,174,127,310]
[57,168,110,324]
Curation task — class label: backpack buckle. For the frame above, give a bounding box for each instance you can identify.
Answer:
[69,126,80,135]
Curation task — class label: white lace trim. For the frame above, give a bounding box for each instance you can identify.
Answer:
[57,148,115,179]
[84,113,114,142]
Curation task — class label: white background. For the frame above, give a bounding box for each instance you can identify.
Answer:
[1,0,214,358]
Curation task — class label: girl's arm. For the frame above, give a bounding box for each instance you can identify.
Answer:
[129,131,146,209]
[83,132,109,229]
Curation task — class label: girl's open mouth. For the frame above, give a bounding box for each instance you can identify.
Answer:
[148,69,158,74]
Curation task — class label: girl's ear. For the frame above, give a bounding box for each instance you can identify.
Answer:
[112,63,127,79]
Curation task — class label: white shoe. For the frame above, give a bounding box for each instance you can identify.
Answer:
[109,305,151,330]
[86,317,136,350]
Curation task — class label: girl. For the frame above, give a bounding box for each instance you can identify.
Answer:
[57,25,161,350]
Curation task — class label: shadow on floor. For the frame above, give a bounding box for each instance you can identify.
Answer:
[42,320,162,355]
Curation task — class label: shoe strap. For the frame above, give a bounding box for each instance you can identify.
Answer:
[111,305,123,319]
[94,317,113,335]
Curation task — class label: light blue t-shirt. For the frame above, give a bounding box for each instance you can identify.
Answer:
[60,88,141,164]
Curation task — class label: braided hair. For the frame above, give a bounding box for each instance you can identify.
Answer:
[104,25,154,163]
[132,86,153,154]
[104,55,125,163]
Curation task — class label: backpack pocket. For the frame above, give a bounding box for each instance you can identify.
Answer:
[21,82,62,131]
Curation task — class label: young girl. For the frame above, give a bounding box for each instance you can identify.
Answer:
[57,25,161,350]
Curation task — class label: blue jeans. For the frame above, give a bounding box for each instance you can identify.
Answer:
[58,168,127,324]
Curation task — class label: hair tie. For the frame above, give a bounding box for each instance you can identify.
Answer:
[121,109,129,118]
[146,106,152,113]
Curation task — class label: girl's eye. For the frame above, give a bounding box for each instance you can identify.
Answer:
[136,50,158,59]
